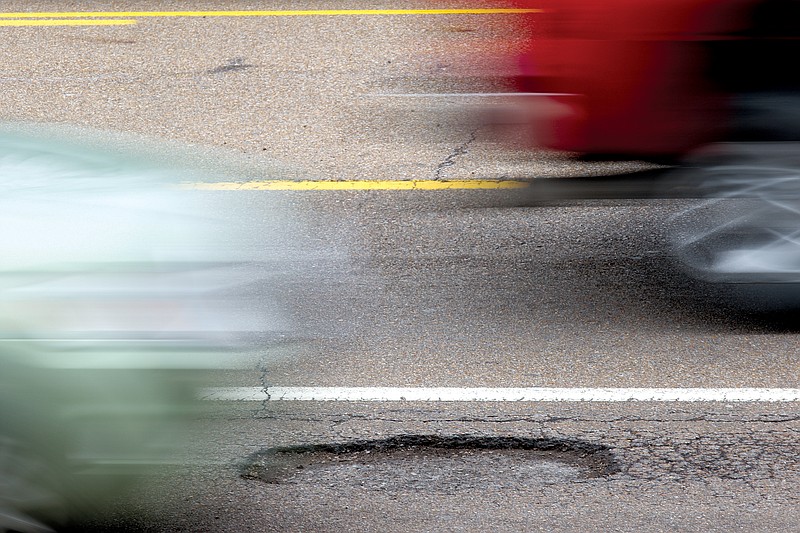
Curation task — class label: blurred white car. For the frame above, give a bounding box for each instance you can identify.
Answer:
[0,124,284,532]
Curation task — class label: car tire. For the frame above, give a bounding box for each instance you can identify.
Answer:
[667,143,800,309]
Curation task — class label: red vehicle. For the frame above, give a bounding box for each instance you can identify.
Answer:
[506,0,800,157]
[490,0,800,293]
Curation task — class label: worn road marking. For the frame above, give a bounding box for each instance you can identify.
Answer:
[201,387,800,402]
[0,19,136,26]
[187,180,530,191]
[0,9,542,19]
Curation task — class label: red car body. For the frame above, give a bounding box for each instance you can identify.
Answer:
[503,0,798,157]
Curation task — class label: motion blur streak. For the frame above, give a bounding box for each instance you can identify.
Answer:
[478,0,800,306]
[0,124,295,531]
[499,0,800,153]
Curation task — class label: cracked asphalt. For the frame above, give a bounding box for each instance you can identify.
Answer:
[433,128,479,180]
[69,403,800,532]
[2,1,798,531]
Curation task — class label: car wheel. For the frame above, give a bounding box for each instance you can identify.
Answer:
[668,143,800,308]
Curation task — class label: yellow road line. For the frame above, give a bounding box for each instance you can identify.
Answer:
[187,180,530,191]
[0,19,136,26]
[0,9,541,18]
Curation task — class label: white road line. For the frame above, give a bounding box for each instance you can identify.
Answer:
[201,387,800,402]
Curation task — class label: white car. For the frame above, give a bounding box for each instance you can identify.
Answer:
[0,124,286,532]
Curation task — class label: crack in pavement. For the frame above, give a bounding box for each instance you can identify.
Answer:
[433,128,478,180]
[613,429,800,487]
[208,57,254,74]
[256,358,272,417]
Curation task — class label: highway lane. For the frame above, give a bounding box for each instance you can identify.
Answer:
[0,2,797,531]
[60,190,799,532]
[0,1,647,182]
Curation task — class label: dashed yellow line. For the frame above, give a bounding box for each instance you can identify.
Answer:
[0,9,541,19]
[0,19,135,26]
[187,180,530,191]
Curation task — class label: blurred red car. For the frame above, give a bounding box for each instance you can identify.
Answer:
[483,1,800,296]
[503,0,800,158]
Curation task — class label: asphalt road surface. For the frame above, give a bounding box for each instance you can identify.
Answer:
[1,2,798,532]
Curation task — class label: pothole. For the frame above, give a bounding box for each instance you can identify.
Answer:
[241,435,620,491]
